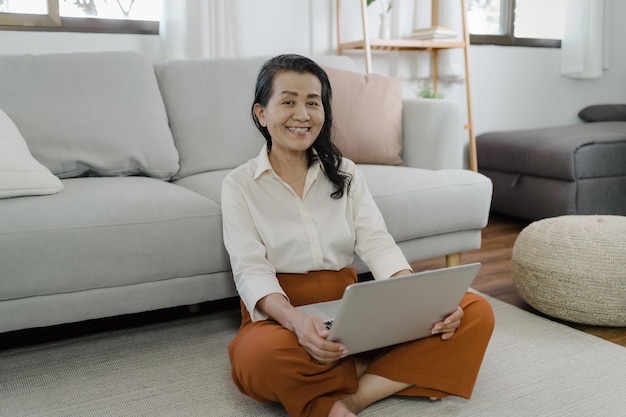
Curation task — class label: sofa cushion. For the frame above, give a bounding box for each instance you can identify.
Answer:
[0,177,228,301]
[0,52,179,179]
[155,56,266,180]
[173,169,232,204]
[359,165,493,241]
[579,104,626,122]
[477,122,626,180]
[323,66,404,166]
[175,164,493,246]
[0,108,63,199]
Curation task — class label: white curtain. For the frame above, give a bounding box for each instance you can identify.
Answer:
[412,0,465,82]
[159,0,241,61]
[561,0,608,79]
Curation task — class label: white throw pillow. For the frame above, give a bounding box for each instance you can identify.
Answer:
[0,108,64,199]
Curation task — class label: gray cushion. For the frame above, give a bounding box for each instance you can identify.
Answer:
[175,164,493,246]
[0,177,228,301]
[358,165,493,242]
[155,57,268,180]
[0,52,179,179]
[173,169,232,204]
[579,104,626,122]
[477,122,626,180]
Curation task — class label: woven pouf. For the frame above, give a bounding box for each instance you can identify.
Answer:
[511,215,626,326]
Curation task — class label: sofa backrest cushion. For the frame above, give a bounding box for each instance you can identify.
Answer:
[155,56,266,180]
[578,104,626,123]
[0,52,179,180]
[155,55,359,180]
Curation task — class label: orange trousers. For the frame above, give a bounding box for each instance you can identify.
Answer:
[228,268,495,417]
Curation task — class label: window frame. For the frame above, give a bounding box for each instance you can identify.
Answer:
[468,0,562,48]
[0,0,158,35]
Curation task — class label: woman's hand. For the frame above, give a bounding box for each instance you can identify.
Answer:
[257,293,347,364]
[431,306,464,340]
[291,310,348,364]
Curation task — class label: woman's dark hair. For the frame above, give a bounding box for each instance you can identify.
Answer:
[251,53,351,199]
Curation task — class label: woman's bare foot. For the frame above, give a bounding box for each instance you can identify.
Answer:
[328,400,357,417]
[353,357,369,378]
[340,374,412,415]
[331,359,420,416]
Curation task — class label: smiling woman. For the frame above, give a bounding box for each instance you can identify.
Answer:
[221,53,495,417]
[0,0,160,34]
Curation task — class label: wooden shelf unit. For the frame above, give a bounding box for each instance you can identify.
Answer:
[336,0,477,171]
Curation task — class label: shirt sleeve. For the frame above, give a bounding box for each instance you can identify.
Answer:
[348,163,412,279]
[221,173,288,322]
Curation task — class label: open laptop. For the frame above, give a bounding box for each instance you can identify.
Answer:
[296,262,481,355]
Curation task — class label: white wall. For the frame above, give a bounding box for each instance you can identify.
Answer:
[469,0,626,134]
[0,0,624,138]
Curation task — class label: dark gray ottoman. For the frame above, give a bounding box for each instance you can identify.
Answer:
[477,122,626,220]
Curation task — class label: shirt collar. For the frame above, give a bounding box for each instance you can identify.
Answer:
[253,144,273,180]
[253,144,323,180]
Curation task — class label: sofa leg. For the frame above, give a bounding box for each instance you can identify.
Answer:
[187,304,201,314]
[446,253,462,267]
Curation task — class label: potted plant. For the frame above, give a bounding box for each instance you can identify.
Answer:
[418,85,444,99]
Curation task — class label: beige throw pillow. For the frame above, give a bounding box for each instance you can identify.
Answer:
[323,66,404,166]
[0,108,64,199]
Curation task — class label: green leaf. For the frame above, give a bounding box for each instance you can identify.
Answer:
[418,87,444,99]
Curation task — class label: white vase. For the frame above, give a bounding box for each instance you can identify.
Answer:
[379,13,391,39]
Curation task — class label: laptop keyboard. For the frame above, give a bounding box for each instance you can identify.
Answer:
[324,320,334,330]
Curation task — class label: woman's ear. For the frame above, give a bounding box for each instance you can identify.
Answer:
[253,103,266,127]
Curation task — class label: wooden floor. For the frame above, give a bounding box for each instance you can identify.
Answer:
[411,214,626,347]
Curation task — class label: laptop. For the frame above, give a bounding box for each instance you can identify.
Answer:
[296,262,481,355]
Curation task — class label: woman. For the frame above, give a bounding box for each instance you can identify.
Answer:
[221,54,494,417]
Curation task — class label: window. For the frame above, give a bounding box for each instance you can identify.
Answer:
[0,0,160,34]
[467,0,566,48]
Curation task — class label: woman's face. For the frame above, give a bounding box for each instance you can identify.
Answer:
[254,70,324,157]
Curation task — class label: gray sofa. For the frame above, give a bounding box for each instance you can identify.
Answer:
[0,51,492,333]
[477,116,626,220]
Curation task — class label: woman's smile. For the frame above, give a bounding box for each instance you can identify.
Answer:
[286,126,310,134]
[253,71,324,156]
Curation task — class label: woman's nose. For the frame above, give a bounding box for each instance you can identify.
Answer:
[293,104,310,121]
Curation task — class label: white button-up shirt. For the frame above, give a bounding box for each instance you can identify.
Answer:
[221,145,411,321]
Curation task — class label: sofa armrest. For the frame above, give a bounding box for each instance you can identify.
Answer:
[402,98,464,170]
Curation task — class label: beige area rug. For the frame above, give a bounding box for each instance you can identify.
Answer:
[1,293,625,417]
